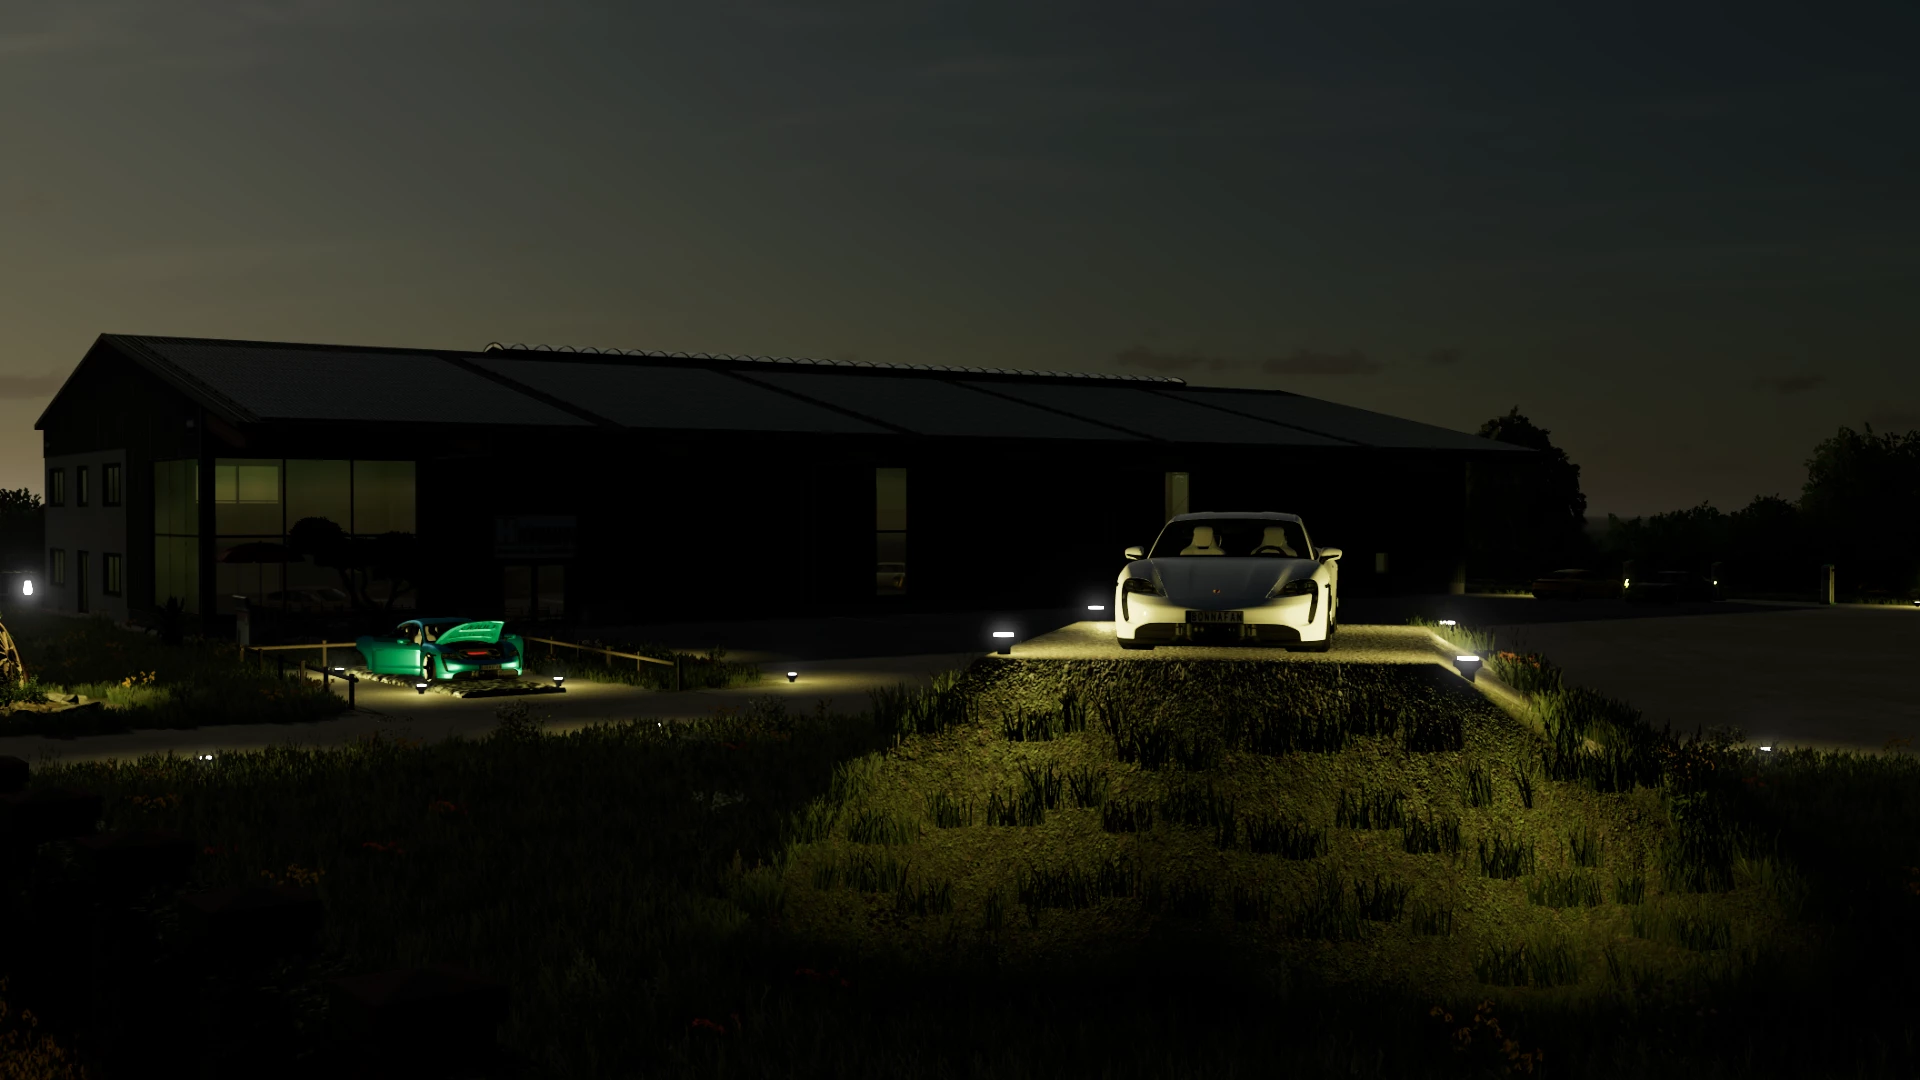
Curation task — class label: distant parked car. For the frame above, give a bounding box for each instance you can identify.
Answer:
[1529,568,1621,601]
[1624,570,1720,604]
[355,618,527,681]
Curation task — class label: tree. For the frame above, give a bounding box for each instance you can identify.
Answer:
[0,488,43,573]
[1466,407,1591,580]
[1799,425,1920,595]
[286,517,420,612]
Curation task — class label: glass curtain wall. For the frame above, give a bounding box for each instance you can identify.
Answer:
[158,458,416,614]
[876,468,907,595]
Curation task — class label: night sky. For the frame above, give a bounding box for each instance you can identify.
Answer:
[4,2,1915,520]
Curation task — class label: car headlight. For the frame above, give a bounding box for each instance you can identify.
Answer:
[1122,577,1164,597]
[1268,578,1315,599]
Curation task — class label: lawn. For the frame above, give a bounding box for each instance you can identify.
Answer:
[4,630,1919,1078]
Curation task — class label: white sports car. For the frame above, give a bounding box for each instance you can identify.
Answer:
[1114,512,1343,651]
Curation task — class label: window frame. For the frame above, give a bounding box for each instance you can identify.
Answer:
[104,553,124,596]
[47,468,65,507]
[50,548,66,587]
[76,466,89,507]
[103,463,123,507]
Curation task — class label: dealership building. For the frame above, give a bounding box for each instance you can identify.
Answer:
[34,334,1526,627]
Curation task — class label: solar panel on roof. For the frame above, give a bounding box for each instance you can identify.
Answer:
[736,372,1141,440]
[1166,388,1512,451]
[139,341,589,427]
[470,358,890,434]
[968,382,1350,446]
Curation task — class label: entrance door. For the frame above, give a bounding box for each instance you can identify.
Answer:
[77,550,90,614]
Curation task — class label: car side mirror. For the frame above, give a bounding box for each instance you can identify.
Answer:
[1318,546,1343,562]
[1124,546,1146,561]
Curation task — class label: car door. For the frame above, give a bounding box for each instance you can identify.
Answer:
[375,622,424,674]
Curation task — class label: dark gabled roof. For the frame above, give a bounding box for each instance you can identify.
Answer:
[39,334,1532,453]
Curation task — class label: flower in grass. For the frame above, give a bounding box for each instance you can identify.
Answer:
[690,1018,727,1035]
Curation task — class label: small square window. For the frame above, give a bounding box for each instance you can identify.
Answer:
[76,466,89,507]
[104,553,123,596]
[103,464,123,507]
[47,469,64,507]
[50,549,65,586]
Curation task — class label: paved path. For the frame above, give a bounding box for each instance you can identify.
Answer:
[0,653,979,766]
[1008,621,1444,665]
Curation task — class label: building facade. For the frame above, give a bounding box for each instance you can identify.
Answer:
[36,334,1527,628]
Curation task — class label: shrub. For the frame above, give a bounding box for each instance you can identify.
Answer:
[1335,786,1405,830]
[1402,811,1462,857]
[1477,831,1536,879]
[1466,766,1495,809]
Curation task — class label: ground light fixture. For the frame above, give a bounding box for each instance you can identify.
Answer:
[551,675,566,687]
[414,682,429,695]
[991,630,1016,654]
[1087,604,1106,612]
[1455,654,1482,679]
[20,579,30,596]
[1760,745,1773,752]
[786,671,798,683]
[1438,619,1457,627]
[197,753,213,762]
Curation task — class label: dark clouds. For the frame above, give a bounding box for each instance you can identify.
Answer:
[1428,348,1464,366]
[1753,374,1826,394]
[1116,346,1383,376]
[0,375,64,400]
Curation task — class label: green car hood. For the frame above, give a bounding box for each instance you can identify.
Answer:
[434,621,506,645]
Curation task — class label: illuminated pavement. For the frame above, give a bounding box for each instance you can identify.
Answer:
[1007,621,1446,665]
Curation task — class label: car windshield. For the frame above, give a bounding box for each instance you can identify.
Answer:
[1150,518,1310,558]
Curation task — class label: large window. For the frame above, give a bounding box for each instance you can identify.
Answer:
[153,460,200,612]
[46,468,64,507]
[104,553,123,596]
[1164,471,1190,522]
[354,460,416,535]
[76,466,89,507]
[876,467,906,595]
[103,463,122,506]
[214,459,282,535]
[49,549,65,587]
[503,564,566,619]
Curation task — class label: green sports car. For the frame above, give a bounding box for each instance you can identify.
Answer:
[355,619,527,681]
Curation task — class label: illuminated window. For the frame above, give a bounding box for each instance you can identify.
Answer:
[47,468,64,507]
[215,460,281,535]
[1165,472,1189,521]
[876,468,906,595]
[1375,552,1389,574]
[104,553,123,596]
[50,548,65,587]
[76,467,89,507]
[103,464,122,506]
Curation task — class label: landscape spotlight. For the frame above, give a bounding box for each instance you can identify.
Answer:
[1438,619,1457,627]
[414,682,429,695]
[1455,654,1482,680]
[786,671,798,683]
[551,675,566,686]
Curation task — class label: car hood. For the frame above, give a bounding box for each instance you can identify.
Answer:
[432,620,506,644]
[1139,557,1321,607]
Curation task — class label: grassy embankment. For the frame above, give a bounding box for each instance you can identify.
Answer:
[4,625,1918,1077]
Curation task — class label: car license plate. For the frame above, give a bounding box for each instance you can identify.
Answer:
[480,666,499,676]
[1186,611,1243,624]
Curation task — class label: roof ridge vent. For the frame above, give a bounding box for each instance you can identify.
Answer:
[479,342,1186,385]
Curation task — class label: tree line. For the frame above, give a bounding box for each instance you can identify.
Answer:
[1469,413,1920,598]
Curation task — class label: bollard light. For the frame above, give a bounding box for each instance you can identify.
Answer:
[332,666,346,673]
[1455,654,1482,680]
[1087,604,1106,612]
[1760,745,1773,752]
[414,682,429,695]
[786,671,798,683]
[198,753,213,762]
[991,630,1016,655]
[1438,619,1457,627]
[551,675,566,686]
[21,579,31,596]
